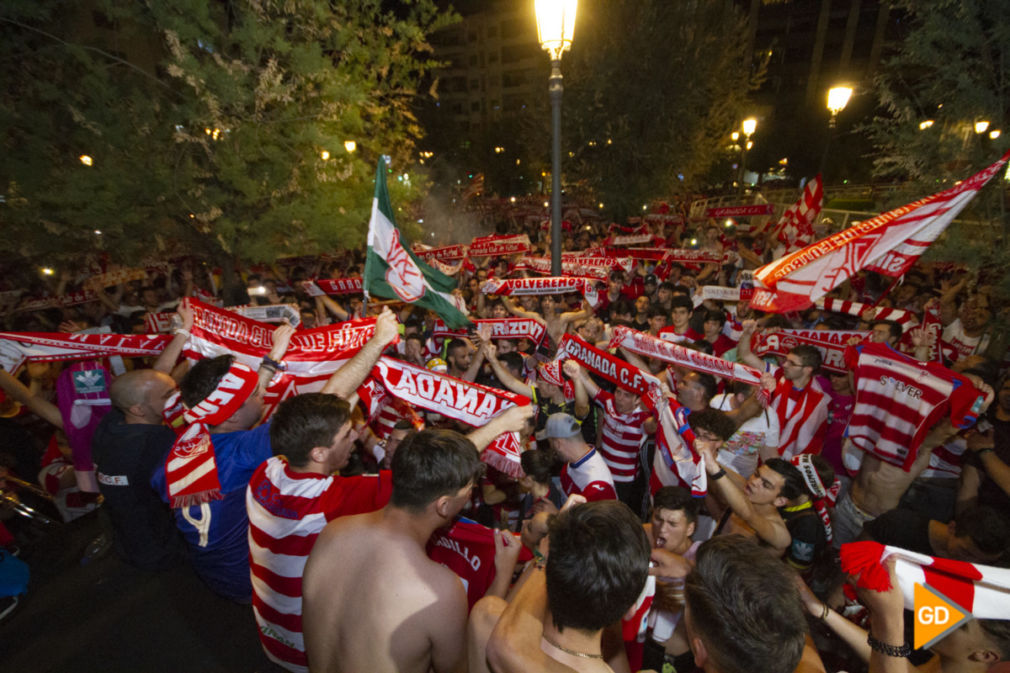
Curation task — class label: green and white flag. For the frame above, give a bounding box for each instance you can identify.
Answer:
[363,159,471,329]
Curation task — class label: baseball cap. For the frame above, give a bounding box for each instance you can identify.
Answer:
[538,412,582,441]
[644,274,658,285]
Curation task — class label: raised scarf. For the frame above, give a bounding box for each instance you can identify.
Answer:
[367,356,531,477]
[481,277,601,309]
[751,328,868,375]
[791,453,841,543]
[609,326,763,386]
[163,361,260,508]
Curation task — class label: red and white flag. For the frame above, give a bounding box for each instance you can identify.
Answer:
[773,176,823,254]
[841,541,1010,620]
[751,152,1010,313]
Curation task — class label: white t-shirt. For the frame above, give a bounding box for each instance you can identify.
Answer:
[710,393,780,478]
[942,318,990,362]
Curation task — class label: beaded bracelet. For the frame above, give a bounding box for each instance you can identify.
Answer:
[867,635,911,658]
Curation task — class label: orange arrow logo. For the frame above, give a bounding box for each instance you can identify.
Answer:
[914,583,972,650]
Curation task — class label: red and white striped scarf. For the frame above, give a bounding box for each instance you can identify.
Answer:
[481,277,601,309]
[0,331,171,372]
[608,326,763,386]
[411,243,468,262]
[514,255,633,278]
[10,288,100,314]
[554,333,708,494]
[841,541,1010,620]
[751,329,868,375]
[431,318,547,347]
[163,361,260,508]
[791,454,841,542]
[368,356,531,477]
[819,297,918,326]
[183,298,383,420]
[301,278,363,296]
[467,234,532,257]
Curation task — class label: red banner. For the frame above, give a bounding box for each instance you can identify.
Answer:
[705,204,775,217]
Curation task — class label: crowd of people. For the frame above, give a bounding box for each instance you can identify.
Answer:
[1,208,1009,673]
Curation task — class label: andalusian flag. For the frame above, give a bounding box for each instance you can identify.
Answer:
[363,159,471,328]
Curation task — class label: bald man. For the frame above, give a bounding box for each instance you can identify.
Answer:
[91,369,185,569]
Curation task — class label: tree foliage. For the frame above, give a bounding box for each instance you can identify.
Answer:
[0,0,454,266]
[867,0,1010,190]
[520,0,762,218]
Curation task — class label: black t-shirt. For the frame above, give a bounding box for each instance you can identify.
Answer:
[969,414,1010,516]
[863,508,933,555]
[91,409,185,570]
[781,502,826,570]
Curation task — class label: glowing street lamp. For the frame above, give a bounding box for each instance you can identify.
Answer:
[535,0,578,276]
[990,129,1001,140]
[826,86,854,128]
[344,140,357,153]
[79,154,93,166]
[737,117,757,193]
[919,120,935,130]
[975,121,990,135]
[821,85,854,177]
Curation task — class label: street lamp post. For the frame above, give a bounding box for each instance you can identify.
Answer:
[535,0,577,276]
[738,117,757,193]
[820,85,853,177]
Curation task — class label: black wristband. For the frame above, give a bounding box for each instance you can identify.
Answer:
[867,635,911,658]
[261,356,286,371]
[977,448,995,458]
[710,468,727,481]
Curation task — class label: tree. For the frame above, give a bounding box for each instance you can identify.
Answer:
[515,0,763,219]
[864,0,1010,354]
[867,0,1009,187]
[0,0,454,268]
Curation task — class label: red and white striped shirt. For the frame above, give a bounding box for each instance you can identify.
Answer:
[560,448,617,502]
[922,437,966,480]
[246,457,392,672]
[844,343,985,471]
[594,390,652,482]
[771,371,829,459]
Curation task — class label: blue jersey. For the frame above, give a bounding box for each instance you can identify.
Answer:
[152,422,272,601]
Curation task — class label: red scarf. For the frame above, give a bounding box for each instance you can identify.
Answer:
[481,277,601,309]
[367,356,531,477]
[791,454,841,542]
[163,361,260,508]
[751,328,868,375]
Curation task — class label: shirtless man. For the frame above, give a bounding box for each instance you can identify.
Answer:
[475,499,651,673]
[301,428,484,673]
[700,438,805,555]
[641,487,701,673]
[833,375,994,547]
[501,295,591,347]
